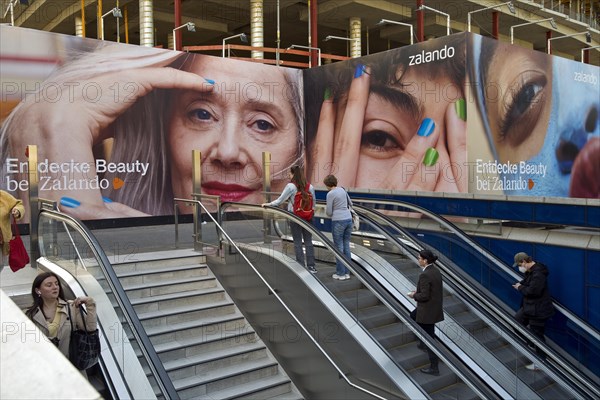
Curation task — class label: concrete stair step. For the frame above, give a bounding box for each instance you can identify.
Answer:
[172,357,281,399]
[145,311,249,346]
[109,250,207,272]
[164,341,269,381]
[188,373,297,400]
[137,329,259,364]
[139,299,236,328]
[116,264,209,286]
[130,287,226,313]
[123,275,218,298]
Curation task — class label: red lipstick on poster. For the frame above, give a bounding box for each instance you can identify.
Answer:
[202,181,254,202]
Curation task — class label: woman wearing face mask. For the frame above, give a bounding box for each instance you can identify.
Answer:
[25,272,97,372]
[512,252,555,370]
[1,40,304,219]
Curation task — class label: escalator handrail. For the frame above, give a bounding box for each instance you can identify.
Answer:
[37,209,179,400]
[198,200,393,400]
[230,201,502,400]
[349,199,600,397]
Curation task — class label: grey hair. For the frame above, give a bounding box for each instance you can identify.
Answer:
[1,42,305,215]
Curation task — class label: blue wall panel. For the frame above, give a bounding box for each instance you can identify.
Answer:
[588,251,600,286]
[490,201,535,222]
[588,286,600,331]
[536,245,585,319]
[535,204,586,226]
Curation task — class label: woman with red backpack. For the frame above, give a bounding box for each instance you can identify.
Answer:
[262,166,317,274]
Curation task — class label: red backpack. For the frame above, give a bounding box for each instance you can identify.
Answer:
[293,184,314,221]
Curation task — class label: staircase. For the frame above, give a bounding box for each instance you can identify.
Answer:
[101,250,303,399]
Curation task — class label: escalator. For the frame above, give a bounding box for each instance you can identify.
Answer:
[344,199,600,398]
[217,203,502,399]
[236,200,597,399]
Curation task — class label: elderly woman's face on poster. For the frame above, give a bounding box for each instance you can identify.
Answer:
[168,56,302,206]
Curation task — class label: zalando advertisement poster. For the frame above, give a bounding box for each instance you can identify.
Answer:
[303,34,468,195]
[1,28,598,223]
[467,34,599,198]
[303,32,599,199]
[0,26,304,222]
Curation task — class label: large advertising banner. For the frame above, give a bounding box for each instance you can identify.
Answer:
[304,32,599,199]
[467,34,599,198]
[1,26,304,222]
[303,34,468,195]
[2,27,598,223]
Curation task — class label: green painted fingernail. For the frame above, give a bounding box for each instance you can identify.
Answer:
[423,147,439,166]
[455,98,466,121]
[324,87,332,101]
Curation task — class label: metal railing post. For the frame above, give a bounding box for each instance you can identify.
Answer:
[192,150,202,251]
[262,151,272,244]
[26,145,40,267]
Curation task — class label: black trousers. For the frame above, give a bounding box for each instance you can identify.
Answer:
[515,307,547,359]
[410,309,439,369]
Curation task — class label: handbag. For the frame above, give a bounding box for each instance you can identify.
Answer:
[68,304,100,370]
[345,191,360,231]
[8,216,29,272]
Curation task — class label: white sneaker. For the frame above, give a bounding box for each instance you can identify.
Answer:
[525,363,540,371]
[342,274,351,280]
[332,274,343,280]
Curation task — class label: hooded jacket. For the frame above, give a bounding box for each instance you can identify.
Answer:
[518,262,555,320]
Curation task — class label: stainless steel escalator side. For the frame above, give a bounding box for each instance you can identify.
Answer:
[308,203,537,399]
[200,200,422,399]
[36,209,178,400]
[349,199,600,398]
[218,202,500,400]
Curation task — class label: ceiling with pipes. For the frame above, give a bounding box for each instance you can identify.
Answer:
[2,0,599,65]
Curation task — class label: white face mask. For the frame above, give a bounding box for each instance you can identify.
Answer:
[518,266,527,274]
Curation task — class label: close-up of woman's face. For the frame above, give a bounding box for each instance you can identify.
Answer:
[355,67,461,188]
[168,56,300,206]
[483,45,552,163]
[38,276,60,301]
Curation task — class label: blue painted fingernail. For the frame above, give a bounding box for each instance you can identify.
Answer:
[60,197,81,208]
[204,78,215,85]
[354,63,365,79]
[417,118,435,137]
[102,196,113,203]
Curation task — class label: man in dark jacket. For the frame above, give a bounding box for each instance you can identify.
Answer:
[409,249,444,375]
[512,252,555,370]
